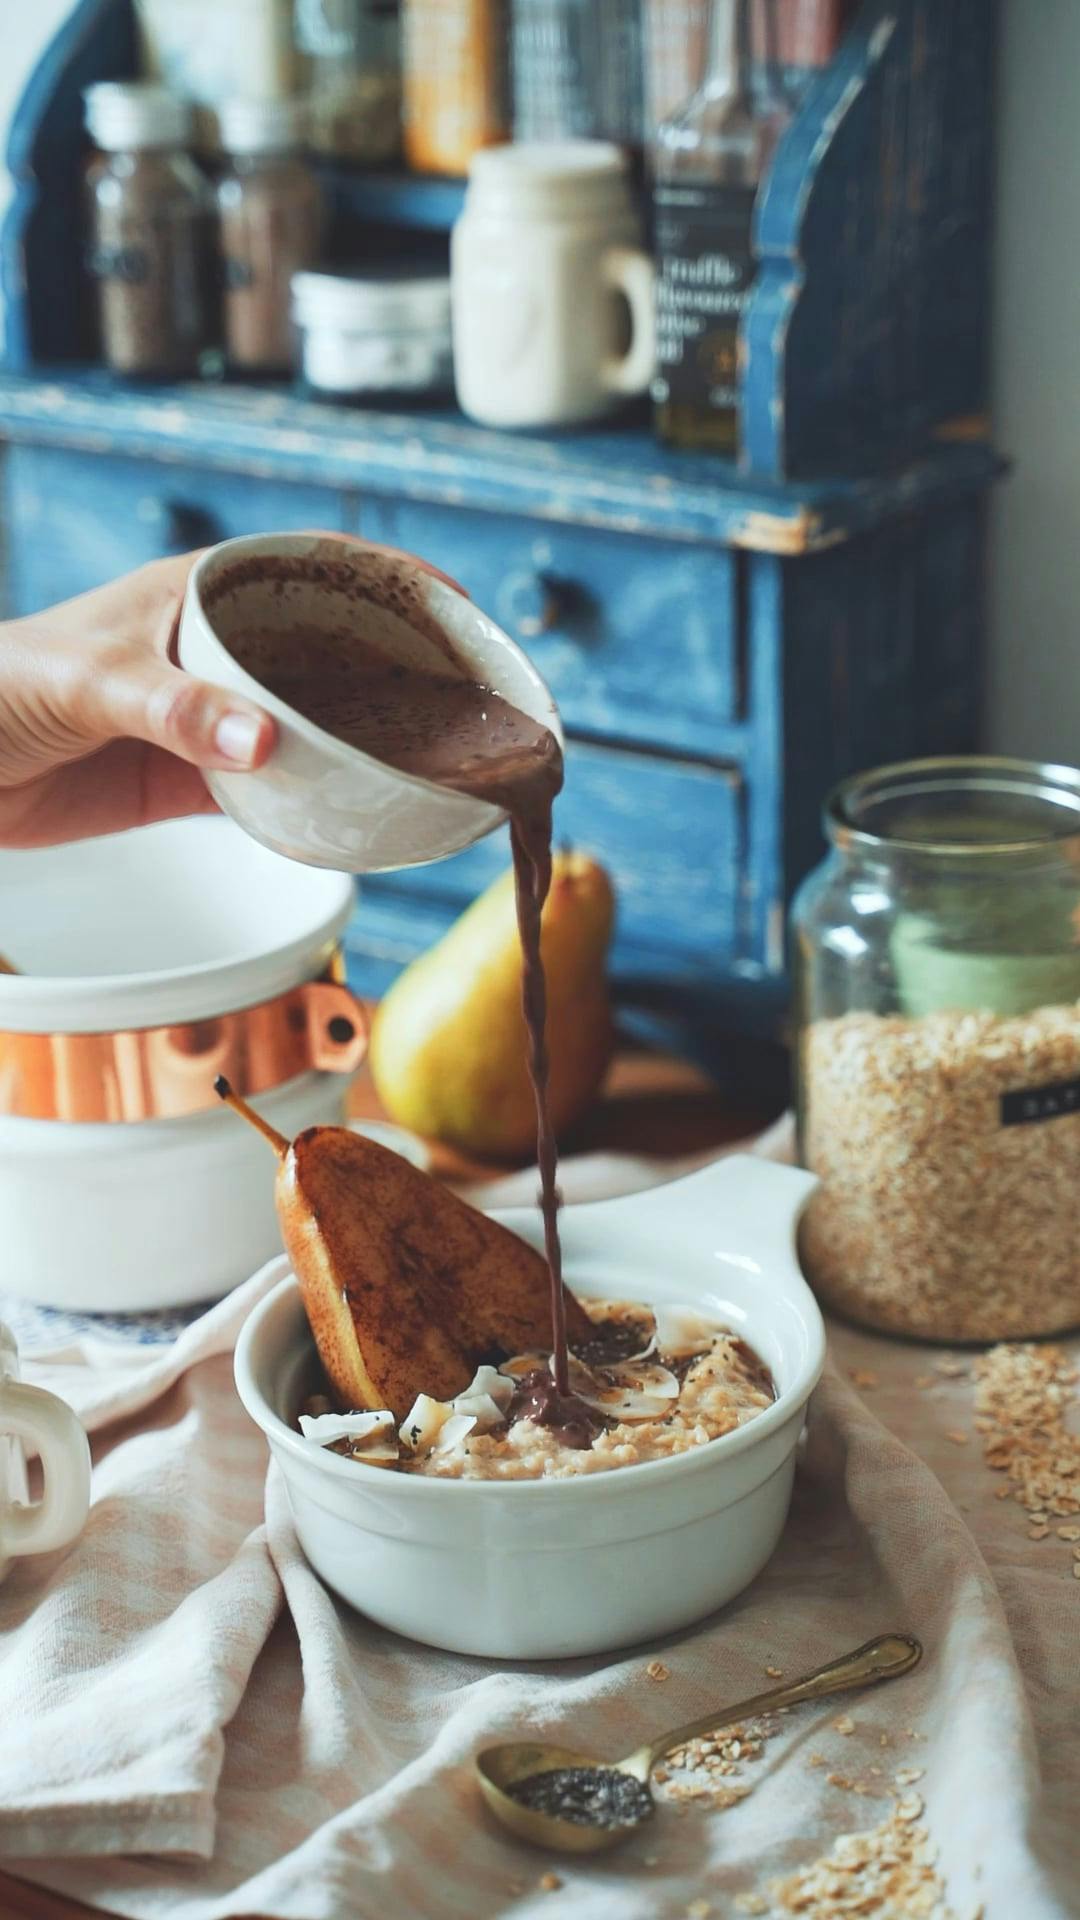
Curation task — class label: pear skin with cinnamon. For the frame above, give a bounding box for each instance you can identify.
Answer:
[369,852,615,1159]
[215,1080,591,1417]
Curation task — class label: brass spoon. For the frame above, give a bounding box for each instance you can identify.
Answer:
[476,1631,922,1855]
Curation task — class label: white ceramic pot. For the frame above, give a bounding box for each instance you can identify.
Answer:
[0,1321,90,1585]
[0,816,361,1311]
[234,1156,825,1660]
[177,532,562,872]
[452,141,656,429]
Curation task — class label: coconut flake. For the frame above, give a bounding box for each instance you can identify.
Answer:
[400,1393,455,1454]
[432,1412,477,1454]
[549,1352,680,1422]
[299,1410,395,1449]
[650,1303,725,1359]
[499,1352,546,1381]
[454,1365,515,1422]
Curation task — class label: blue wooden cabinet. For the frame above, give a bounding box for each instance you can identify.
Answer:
[0,0,1002,1081]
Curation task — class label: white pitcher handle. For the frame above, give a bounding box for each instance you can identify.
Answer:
[0,1378,91,1558]
[600,245,656,396]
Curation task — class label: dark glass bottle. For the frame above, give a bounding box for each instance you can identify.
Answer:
[651,0,788,452]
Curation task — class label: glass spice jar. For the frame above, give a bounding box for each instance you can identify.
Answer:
[84,82,216,376]
[217,97,322,374]
[792,757,1080,1343]
[294,0,402,163]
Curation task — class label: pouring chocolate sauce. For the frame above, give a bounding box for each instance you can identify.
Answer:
[228,621,593,1437]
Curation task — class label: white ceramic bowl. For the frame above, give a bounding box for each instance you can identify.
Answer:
[177,533,563,872]
[234,1155,825,1659]
[0,817,359,1312]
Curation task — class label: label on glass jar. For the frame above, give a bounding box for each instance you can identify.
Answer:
[651,181,756,410]
[1001,1077,1080,1127]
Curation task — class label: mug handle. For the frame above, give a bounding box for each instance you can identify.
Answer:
[0,1378,91,1559]
[600,246,657,397]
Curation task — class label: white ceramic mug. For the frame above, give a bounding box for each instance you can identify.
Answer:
[0,1322,91,1585]
[178,532,562,872]
[451,140,656,429]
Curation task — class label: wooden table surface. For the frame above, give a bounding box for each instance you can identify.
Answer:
[0,1045,774,1920]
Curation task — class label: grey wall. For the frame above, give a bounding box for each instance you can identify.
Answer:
[986,0,1080,761]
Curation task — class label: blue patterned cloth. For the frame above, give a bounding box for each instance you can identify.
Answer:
[0,1291,215,1354]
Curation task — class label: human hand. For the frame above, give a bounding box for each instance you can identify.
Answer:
[0,542,464,849]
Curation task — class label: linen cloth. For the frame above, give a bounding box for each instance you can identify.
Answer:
[0,1124,1076,1920]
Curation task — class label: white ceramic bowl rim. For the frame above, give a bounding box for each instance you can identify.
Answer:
[189,534,564,814]
[0,818,356,1031]
[234,1160,826,1502]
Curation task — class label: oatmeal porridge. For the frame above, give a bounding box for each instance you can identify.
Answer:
[298,1299,775,1480]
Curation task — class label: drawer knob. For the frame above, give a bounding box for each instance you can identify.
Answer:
[499,569,561,639]
[136,497,223,553]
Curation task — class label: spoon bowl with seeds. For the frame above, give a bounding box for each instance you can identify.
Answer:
[476,1632,922,1855]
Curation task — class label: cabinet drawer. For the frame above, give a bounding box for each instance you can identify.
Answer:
[3,445,349,614]
[362,500,740,757]
[362,741,744,967]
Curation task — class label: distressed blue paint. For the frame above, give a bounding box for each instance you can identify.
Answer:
[745,0,996,476]
[364,496,740,757]
[0,373,1003,554]
[1,443,351,611]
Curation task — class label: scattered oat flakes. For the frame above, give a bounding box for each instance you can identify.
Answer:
[1071,1562,1080,1579]
[538,1871,562,1891]
[1058,1525,1080,1541]
[879,1733,890,1747]
[808,1751,826,1767]
[735,1897,769,1916]
[765,1666,783,1678]
[661,1715,778,1810]
[972,1347,1080,1548]
[851,1368,879,1389]
[945,1429,969,1445]
[832,1714,856,1735]
[686,1901,711,1918]
[827,1772,853,1790]
[935,1356,966,1377]
[895,1767,925,1787]
[646,1660,670,1682]
[897,1793,924,1821]
[768,1792,959,1918]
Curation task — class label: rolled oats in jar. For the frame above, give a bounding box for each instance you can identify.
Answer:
[792,757,1080,1342]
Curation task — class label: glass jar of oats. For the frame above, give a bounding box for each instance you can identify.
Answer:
[792,757,1080,1341]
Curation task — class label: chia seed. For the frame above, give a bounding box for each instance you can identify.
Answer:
[506,1765,654,1829]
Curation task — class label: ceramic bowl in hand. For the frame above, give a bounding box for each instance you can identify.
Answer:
[234,1155,825,1660]
[177,533,563,872]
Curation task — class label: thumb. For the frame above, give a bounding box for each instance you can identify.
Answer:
[118,661,276,771]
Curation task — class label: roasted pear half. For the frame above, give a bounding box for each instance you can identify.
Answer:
[216,1078,591,1418]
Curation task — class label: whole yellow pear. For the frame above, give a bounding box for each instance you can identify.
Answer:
[369,852,615,1159]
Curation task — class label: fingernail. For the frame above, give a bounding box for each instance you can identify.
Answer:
[214,712,262,767]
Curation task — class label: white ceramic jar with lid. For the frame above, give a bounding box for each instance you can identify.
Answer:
[0,817,365,1312]
[292,267,453,399]
[451,140,655,428]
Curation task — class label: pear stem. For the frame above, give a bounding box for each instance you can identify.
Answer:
[213,1075,289,1159]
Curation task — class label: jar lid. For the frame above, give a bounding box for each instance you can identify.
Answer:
[292,268,452,332]
[464,140,632,216]
[219,96,309,155]
[84,82,192,151]
[468,139,628,187]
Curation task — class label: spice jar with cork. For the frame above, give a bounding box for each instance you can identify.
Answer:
[84,82,216,377]
[793,756,1080,1343]
[217,98,322,375]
